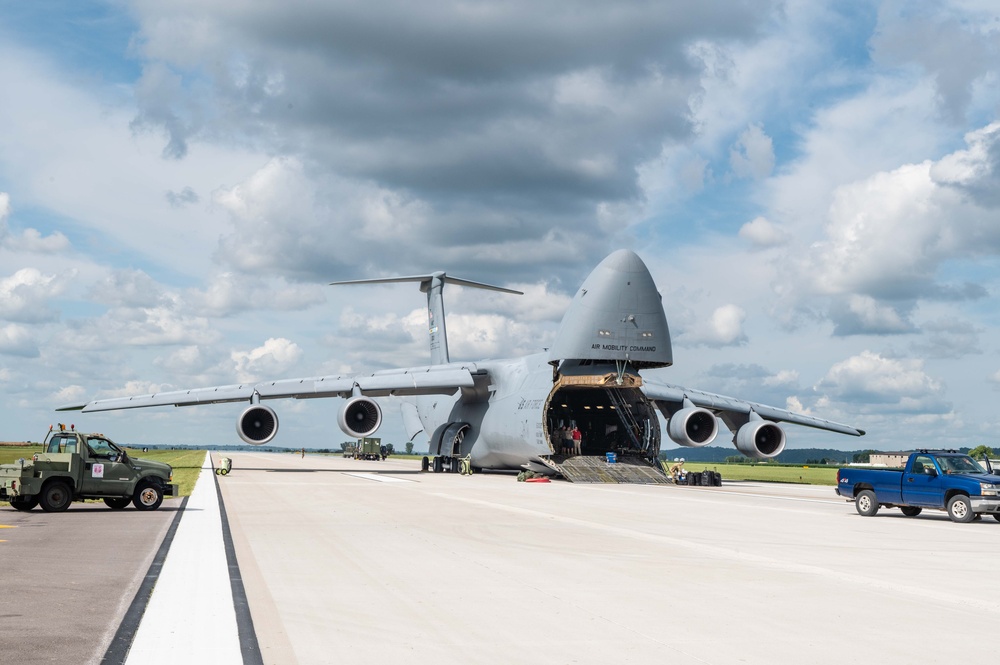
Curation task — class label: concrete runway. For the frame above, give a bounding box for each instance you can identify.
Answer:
[217,452,1000,665]
[5,452,1000,664]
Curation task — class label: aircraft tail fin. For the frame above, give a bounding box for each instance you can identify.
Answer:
[330,273,521,366]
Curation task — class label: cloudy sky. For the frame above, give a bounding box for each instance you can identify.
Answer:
[2,0,999,452]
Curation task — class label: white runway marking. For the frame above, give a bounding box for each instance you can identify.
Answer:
[124,453,241,665]
[343,472,414,483]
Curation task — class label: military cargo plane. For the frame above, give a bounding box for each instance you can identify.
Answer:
[59,250,863,479]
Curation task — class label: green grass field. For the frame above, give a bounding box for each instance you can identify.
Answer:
[0,446,207,503]
[677,461,839,485]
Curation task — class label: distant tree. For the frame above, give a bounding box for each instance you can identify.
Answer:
[725,455,751,464]
[968,445,995,460]
[853,450,878,464]
[405,442,414,455]
[385,443,395,455]
[805,458,819,465]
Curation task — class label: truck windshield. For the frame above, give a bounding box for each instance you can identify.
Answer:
[937,455,985,475]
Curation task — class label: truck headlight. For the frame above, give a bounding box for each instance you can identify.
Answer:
[980,483,999,496]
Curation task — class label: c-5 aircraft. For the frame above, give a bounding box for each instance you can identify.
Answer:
[59,250,863,477]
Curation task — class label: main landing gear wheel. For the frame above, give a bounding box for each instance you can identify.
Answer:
[421,456,430,472]
[946,495,974,523]
[855,490,879,517]
[133,482,164,511]
[39,481,73,513]
[104,497,131,510]
[899,506,922,517]
[433,456,443,473]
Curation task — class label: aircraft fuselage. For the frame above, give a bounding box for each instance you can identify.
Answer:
[416,353,661,471]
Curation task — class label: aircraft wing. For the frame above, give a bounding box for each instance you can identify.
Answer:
[57,364,482,413]
[640,379,865,437]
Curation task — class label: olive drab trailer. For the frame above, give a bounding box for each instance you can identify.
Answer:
[354,437,383,460]
[0,424,177,512]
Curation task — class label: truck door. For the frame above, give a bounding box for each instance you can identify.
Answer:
[901,454,946,507]
[79,437,135,496]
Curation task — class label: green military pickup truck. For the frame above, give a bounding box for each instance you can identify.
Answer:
[0,427,176,512]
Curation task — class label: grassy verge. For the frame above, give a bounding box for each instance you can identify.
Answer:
[124,448,207,497]
[678,461,839,486]
[1,446,206,504]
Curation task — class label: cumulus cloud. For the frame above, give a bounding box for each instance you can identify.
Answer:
[678,304,747,347]
[816,350,950,414]
[829,295,916,336]
[55,303,220,352]
[931,122,1000,208]
[0,268,65,323]
[231,338,303,382]
[123,1,780,281]
[739,216,788,248]
[729,123,774,180]
[776,120,1000,335]
[0,192,70,253]
[870,5,1000,120]
[0,324,39,357]
[910,318,982,359]
[89,269,166,308]
[186,272,326,317]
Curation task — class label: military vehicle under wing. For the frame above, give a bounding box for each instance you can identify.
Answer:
[0,425,176,512]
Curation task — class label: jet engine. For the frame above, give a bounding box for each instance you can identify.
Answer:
[237,404,278,445]
[667,405,719,447]
[734,414,786,459]
[338,396,382,438]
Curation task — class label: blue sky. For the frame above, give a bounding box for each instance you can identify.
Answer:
[2,0,1000,453]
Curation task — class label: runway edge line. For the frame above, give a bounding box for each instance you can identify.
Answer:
[214,454,264,665]
[100,496,190,665]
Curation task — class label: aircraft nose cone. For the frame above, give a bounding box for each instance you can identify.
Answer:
[547,250,672,368]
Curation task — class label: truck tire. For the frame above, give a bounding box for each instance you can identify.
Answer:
[855,489,879,517]
[993,514,1000,523]
[900,506,922,517]
[133,481,164,511]
[11,496,39,511]
[39,481,73,513]
[104,497,131,510]
[946,495,975,523]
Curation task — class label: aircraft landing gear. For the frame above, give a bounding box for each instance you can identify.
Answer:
[433,456,444,473]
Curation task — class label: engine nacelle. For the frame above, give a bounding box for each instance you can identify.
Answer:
[667,407,719,447]
[238,405,278,445]
[734,416,786,459]
[338,396,382,438]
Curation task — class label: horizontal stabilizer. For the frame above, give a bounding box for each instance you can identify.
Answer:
[330,273,523,295]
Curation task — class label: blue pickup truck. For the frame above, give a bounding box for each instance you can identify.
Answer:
[836,450,1000,523]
